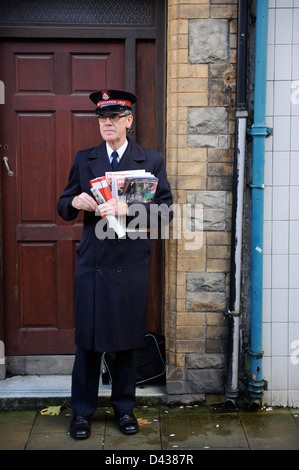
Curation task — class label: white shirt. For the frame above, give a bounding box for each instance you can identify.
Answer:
[106,140,128,166]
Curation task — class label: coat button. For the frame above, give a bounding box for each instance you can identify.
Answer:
[116,267,122,272]
[97,265,102,272]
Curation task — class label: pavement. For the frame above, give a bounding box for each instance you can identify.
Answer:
[0,375,299,452]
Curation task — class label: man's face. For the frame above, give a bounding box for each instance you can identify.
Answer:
[98,113,133,148]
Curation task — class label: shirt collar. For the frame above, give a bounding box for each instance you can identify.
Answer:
[106,140,128,162]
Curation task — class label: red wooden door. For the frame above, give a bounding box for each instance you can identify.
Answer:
[0,40,125,355]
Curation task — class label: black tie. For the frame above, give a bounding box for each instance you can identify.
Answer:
[111,151,119,170]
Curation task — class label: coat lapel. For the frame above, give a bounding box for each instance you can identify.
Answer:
[117,139,146,171]
[88,141,111,178]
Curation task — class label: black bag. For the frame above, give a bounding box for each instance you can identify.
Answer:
[102,332,166,385]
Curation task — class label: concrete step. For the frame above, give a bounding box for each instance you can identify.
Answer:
[0,375,166,411]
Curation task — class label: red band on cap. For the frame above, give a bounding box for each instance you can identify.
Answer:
[96,99,132,108]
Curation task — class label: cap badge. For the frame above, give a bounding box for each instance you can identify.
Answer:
[102,91,110,100]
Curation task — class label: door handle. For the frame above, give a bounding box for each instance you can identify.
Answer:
[3,156,13,177]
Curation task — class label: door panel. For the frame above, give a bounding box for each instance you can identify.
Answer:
[19,243,56,327]
[18,112,55,222]
[1,40,125,355]
[16,53,55,92]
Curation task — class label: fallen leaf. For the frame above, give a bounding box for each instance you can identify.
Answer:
[40,405,63,416]
[137,418,152,426]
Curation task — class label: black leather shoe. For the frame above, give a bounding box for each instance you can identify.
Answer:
[69,415,91,439]
[116,411,139,435]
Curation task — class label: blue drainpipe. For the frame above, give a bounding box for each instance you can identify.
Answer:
[247,0,272,406]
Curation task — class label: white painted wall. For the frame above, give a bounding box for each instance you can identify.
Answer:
[263,0,299,406]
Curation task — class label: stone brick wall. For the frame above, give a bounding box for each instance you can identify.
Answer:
[165,0,238,403]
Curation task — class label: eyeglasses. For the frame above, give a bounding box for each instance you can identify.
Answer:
[98,114,127,122]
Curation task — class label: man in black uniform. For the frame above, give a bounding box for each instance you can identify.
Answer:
[57,89,173,439]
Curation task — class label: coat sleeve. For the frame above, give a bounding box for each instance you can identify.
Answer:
[57,153,81,221]
[127,151,173,229]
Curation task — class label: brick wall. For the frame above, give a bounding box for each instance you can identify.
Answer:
[165,0,238,403]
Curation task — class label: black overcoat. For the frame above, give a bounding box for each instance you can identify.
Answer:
[57,139,173,352]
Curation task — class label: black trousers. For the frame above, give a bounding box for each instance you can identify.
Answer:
[71,346,137,417]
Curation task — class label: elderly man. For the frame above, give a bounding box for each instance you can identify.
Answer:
[57,89,173,439]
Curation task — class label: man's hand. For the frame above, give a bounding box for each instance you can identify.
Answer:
[97,198,128,217]
[72,192,98,212]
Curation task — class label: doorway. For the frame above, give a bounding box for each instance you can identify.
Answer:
[0,0,166,365]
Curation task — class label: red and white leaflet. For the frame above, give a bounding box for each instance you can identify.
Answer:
[90,176,113,201]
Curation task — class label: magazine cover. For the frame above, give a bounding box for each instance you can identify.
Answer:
[124,176,158,203]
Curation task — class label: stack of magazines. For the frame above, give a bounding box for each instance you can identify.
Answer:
[90,169,158,236]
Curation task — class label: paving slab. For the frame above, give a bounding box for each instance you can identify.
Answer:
[160,407,249,450]
[0,411,36,450]
[290,408,299,428]
[26,407,107,450]
[239,408,299,450]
